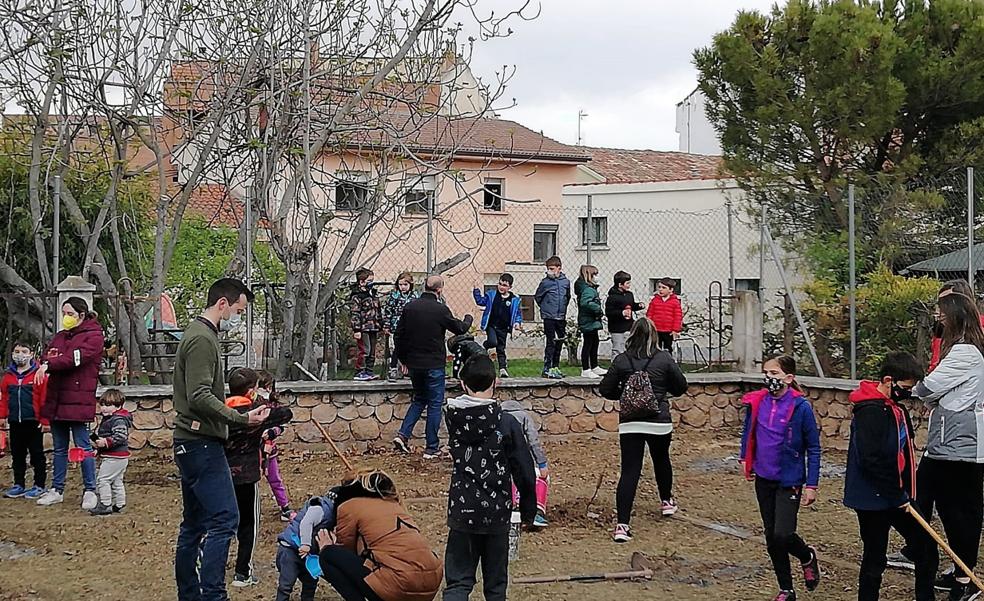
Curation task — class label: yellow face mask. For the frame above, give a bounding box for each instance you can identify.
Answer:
[62,314,81,330]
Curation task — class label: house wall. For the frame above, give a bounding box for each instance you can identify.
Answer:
[675,89,722,156]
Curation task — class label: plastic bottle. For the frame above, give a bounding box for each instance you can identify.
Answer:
[507,510,521,561]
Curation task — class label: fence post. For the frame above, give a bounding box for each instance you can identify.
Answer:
[970,166,975,291]
[726,198,736,293]
[585,194,593,265]
[426,193,434,273]
[52,174,61,325]
[245,189,253,368]
[848,184,857,380]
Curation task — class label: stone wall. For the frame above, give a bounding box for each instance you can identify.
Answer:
[112,373,873,453]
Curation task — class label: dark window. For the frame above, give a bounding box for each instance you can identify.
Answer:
[533,224,558,262]
[404,190,434,215]
[336,174,368,210]
[520,294,536,321]
[579,216,608,246]
[735,278,761,292]
[483,178,504,211]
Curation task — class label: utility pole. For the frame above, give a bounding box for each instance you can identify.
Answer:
[577,109,588,146]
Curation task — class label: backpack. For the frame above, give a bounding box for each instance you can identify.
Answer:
[619,354,667,421]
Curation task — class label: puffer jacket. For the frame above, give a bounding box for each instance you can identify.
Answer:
[93,409,133,458]
[41,318,105,423]
[225,395,294,485]
[574,278,603,332]
[382,289,419,332]
[0,361,48,424]
[914,343,984,463]
[604,286,645,334]
[534,273,571,320]
[349,284,382,333]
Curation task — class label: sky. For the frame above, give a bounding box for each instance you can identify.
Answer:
[466,0,777,151]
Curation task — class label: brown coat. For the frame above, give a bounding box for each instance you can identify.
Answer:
[335,497,443,601]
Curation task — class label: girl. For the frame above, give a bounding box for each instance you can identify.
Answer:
[740,355,822,601]
[574,264,605,379]
[929,279,984,372]
[382,272,419,380]
[317,470,442,601]
[599,317,688,543]
[913,291,984,601]
[258,370,294,522]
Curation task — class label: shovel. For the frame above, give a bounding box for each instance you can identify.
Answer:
[68,447,96,463]
[513,552,654,584]
[906,504,984,591]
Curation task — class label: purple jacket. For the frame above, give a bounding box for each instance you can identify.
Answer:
[41,318,105,423]
[740,388,822,489]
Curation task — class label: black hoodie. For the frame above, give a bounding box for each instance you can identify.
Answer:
[445,395,537,534]
[605,285,645,334]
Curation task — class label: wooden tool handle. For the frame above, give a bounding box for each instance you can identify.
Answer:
[906,504,984,591]
[513,569,652,584]
[312,420,354,471]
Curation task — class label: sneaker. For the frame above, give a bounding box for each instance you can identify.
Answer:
[541,369,551,378]
[23,486,45,500]
[580,369,601,379]
[613,523,632,543]
[533,512,549,528]
[660,498,679,516]
[773,591,797,601]
[801,547,821,592]
[547,367,564,379]
[280,507,295,522]
[387,368,399,380]
[422,450,442,460]
[393,435,410,454]
[499,368,510,378]
[353,370,374,381]
[36,489,64,506]
[81,490,98,510]
[231,573,259,587]
[592,366,608,376]
[951,582,982,601]
[3,485,26,498]
[937,567,958,591]
[886,551,915,571]
[112,504,125,513]
[89,503,113,516]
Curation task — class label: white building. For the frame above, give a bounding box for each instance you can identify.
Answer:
[675,88,722,156]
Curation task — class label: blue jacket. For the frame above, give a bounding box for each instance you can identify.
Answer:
[739,388,821,489]
[534,273,571,320]
[278,492,338,551]
[473,288,523,330]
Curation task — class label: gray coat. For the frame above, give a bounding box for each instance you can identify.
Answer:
[500,400,548,468]
[914,343,984,463]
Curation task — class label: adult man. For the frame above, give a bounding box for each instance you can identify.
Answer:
[173,278,269,601]
[392,275,473,459]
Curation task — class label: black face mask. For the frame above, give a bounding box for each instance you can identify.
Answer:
[765,376,785,394]
[891,383,913,402]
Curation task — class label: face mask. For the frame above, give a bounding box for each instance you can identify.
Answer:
[364,280,374,289]
[257,389,270,400]
[62,314,81,330]
[765,375,786,394]
[219,311,242,332]
[99,405,116,417]
[12,353,30,367]
[891,383,913,402]
[546,271,558,279]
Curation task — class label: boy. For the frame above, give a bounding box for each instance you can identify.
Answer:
[501,399,550,528]
[534,256,571,379]
[225,367,293,587]
[646,278,683,353]
[844,352,937,601]
[604,271,645,359]
[0,342,48,499]
[473,273,523,378]
[443,355,537,601]
[89,389,132,515]
[275,489,339,601]
[349,268,382,381]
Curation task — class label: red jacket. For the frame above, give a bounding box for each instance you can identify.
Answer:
[928,314,984,371]
[0,361,48,424]
[40,318,105,423]
[646,294,683,333]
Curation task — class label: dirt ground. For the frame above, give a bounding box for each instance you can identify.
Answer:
[0,428,943,601]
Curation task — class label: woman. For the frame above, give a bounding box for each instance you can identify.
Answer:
[317,470,442,601]
[929,279,984,372]
[574,264,605,379]
[35,297,105,509]
[599,317,688,543]
[913,290,984,601]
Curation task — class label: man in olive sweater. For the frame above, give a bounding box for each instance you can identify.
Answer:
[173,278,269,601]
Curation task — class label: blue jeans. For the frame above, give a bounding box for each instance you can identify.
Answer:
[174,439,240,601]
[399,368,446,453]
[50,421,96,492]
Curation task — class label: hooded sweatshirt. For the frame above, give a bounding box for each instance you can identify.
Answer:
[843,381,916,511]
[445,394,537,533]
[94,409,133,458]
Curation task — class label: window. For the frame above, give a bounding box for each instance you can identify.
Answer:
[520,295,536,321]
[579,216,608,246]
[483,177,504,211]
[650,278,683,295]
[335,172,369,210]
[532,224,558,262]
[404,175,436,216]
[735,278,761,292]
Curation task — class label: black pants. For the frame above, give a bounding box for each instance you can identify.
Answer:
[913,456,984,571]
[542,318,566,370]
[755,478,814,591]
[616,433,672,524]
[234,482,260,577]
[657,331,674,353]
[483,327,509,369]
[9,420,46,488]
[276,545,319,601]
[580,330,599,370]
[855,508,937,601]
[443,529,509,601]
[319,545,382,601]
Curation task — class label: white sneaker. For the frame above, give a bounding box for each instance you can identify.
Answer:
[81,490,98,510]
[592,366,608,376]
[36,489,64,506]
[580,369,601,379]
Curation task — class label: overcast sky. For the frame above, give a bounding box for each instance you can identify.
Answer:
[467,0,777,151]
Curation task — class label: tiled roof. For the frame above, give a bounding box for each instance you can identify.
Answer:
[185,184,245,228]
[580,147,726,184]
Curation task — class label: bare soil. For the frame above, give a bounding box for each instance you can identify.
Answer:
[0,429,937,600]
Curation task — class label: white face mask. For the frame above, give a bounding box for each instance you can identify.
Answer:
[219,310,242,332]
[257,389,270,400]
[12,353,31,367]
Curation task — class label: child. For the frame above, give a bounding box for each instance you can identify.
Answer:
[501,399,550,528]
[88,389,132,515]
[447,333,488,380]
[574,264,604,379]
[534,256,571,379]
[740,355,822,601]
[473,273,523,378]
[382,271,419,380]
[443,355,537,601]
[257,370,293,522]
[0,341,48,499]
[349,267,382,381]
[225,367,293,588]
[604,271,645,359]
[844,352,937,601]
[276,488,339,601]
[646,278,683,353]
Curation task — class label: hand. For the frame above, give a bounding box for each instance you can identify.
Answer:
[316,529,336,549]
[538,467,549,479]
[353,332,362,340]
[400,363,408,376]
[34,364,47,384]
[247,406,271,425]
[41,424,51,434]
[0,419,6,429]
[298,544,311,558]
[94,438,106,449]
[801,488,817,507]
[672,331,680,340]
[622,308,632,319]
[899,501,912,511]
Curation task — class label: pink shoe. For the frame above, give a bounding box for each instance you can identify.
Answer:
[661,498,679,516]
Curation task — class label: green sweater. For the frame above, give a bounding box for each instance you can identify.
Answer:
[172,318,247,441]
